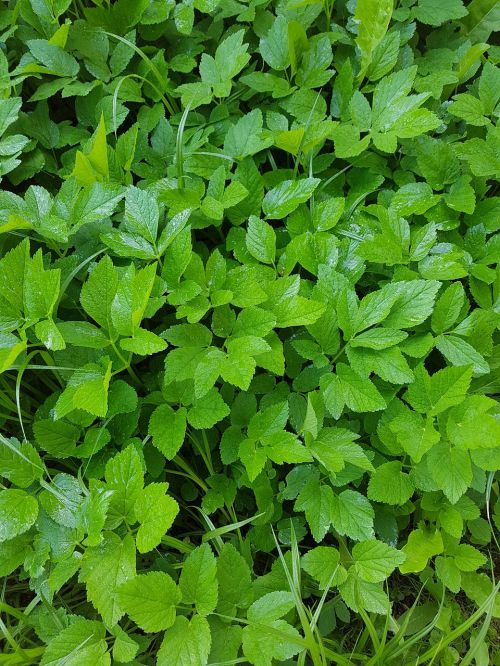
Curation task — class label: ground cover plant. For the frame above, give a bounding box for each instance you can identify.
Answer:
[0,0,499,663]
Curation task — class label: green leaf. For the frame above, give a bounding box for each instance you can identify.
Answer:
[247,591,295,623]
[368,461,414,505]
[330,489,375,541]
[431,283,465,334]
[80,256,118,332]
[400,528,444,573]
[157,615,211,666]
[149,405,187,459]
[355,0,393,81]
[435,556,461,592]
[416,0,468,26]
[295,478,333,542]
[0,489,38,542]
[339,571,389,614]
[390,410,440,463]
[242,619,302,665]
[406,363,473,415]
[221,351,257,390]
[449,94,489,126]
[384,280,440,329]
[111,262,157,336]
[260,15,290,71]
[187,388,230,429]
[248,403,288,442]
[54,358,112,419]
[224,109,272,159]
[105,445,144,524]
[120,328,167,355]
[246,216,276,264]
[460,0,500,42]
[262,178,320,219]
[80,533,136,626]
[0,438,43,487]
[435,334,489,375]
[301,546,343,589]
[134,482,179,553]
[40,619,109,666]
[352,539,406,582]
[427,443,472,504]
[27,39,80,77]
[451,543,487,571]
[200,29,249,97]
[179,543,218,616]
[336,363,387,413]
[350,328,408,350]
[216,543,253,615]
[117,571,181,632]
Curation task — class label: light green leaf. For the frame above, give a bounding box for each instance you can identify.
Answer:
[248,591,295,624]
[368,461,414,505]
[355,0,393,81]
[216,543,253,615]
[246,216,276,265]
[260,15,289,71]
[0,489,38,542]
[301,546,344,589]
[436,334,489,375]
[105,445,143,524]
[416,0,468,26]
[157,615,211,666]
[83,259,119,330]
[187,388,230,429]
[384,280,440,329]
[262,178,320,219]
[427,443,472,504]
[117,571,181,632]
[353,539,406,582]
[134,482,179,553]
[400,528,444,573]
[80,533,136,626]
[40,619,109,666]
[224,109,272,159]
[179,543,218,616]
[330,489,375,541]
[54,358,112,419]
[295,479,333,542]
[149,405,187,459]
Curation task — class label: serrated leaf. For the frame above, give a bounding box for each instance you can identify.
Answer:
[352,539,406,582]
[134,482,179,553]
[149,405,187,459]
[0,489,38,542]
[157,615,211,666]
[80,533,136,626]
[262,178,320,219]
[179,543,218,616]
[117,571,181,632]
[368,461,414,505]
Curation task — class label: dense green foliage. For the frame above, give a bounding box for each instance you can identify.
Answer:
[0,0,499,664]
